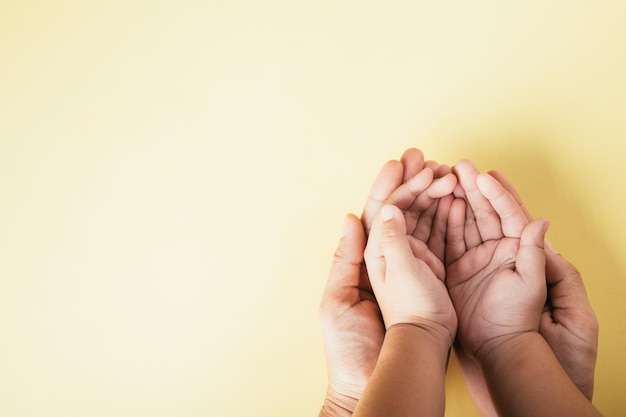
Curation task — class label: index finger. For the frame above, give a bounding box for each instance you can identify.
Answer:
[453,159,503,241]
[476,172,529,238]
[361,160,404,235]
[488,170,532,222]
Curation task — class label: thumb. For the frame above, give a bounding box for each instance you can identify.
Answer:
[379,205,416,280]
[326,213,365,293]
[515,218,550,284]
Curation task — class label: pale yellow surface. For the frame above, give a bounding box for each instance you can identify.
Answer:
[1,1,625,416]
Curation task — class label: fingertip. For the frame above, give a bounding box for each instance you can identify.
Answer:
[427,172,457,198]
[424,160,439,172]
[401,147,424,161]
[537,217,551,237]
[443,171,458,187]
[341,213,358,237]
[438,164,452,177]
[476,171,497,190]
[400,148,425,180]
[521,217,551,248]
[380,159,403,178]
[454,159,474,172]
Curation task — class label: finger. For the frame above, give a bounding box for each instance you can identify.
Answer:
[322,214,366,307]
[544,247,593,305]
[464,199,482,250]
[426,172,458,198]
[361,160,404,235]
[386,167,434,215]
[405,172,457,233]
[476,172,528,238]
[446,198,467,265]
[428,194,453,265]
[488,170,532,221]
[437,164,452,178]
[400,148,425,182]
[413,198,438,242]
[424,159,440,173]
[375,205,416,283]
[408,235,446,281]
[454,159,503,241]
[451,165,466,199]
[516,218,550,285]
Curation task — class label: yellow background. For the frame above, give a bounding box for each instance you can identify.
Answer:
[1,1,625,416]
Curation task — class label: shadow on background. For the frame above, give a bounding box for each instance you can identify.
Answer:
[442,134,626,415]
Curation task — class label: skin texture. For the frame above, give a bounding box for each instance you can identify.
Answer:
[454,167,599,416]
[445,160,550,359]
[319,151,599,416]
[448,159,602,416]
[479,332,603,417]
[318,149,457,417]
[353,204,455,417]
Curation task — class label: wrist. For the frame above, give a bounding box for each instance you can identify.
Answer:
[475,331,543,373]
[386,322,452,362]
[319,386,358,417]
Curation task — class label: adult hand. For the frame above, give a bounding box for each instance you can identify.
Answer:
[319,214,384,417]
[453,166,599,417]
[319,148,457,417]
[318,149,425,417]
[491,170,599,400]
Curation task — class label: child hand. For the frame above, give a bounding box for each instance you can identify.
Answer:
[364,204,457,346]
[446,160,550,360]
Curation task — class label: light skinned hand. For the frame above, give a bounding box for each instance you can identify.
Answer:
[453,168,598,417]
[364,204,457,344]
[446,159,550,359]
[318,148,451,417]
[318,214,384,417]
[491,169,599,399]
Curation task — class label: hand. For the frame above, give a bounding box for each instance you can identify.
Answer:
[319,149,426,417]
[319,214,384,417]
[362,149,457,280]
[319,148,457,417]
[365,204,457,344]
[452,168,599,416]
[446,160,549,359]
[490,170,599,400]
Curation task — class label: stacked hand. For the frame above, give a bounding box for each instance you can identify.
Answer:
[319,149,599,417]
[446,160,550,360]
[318,149,457,416]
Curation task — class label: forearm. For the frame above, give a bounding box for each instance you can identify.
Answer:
[353,324,449,417]
[478,333,602,417]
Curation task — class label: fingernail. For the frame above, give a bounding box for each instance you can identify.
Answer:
[381,205,395,222]
[545,239,557,254]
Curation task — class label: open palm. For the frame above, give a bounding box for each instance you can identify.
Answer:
[446,160,548,358]
[446,217,545,357]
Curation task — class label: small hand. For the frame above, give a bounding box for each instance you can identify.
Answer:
[361,149,457,280]
[365,204,457,344]
[446,160,549,359]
